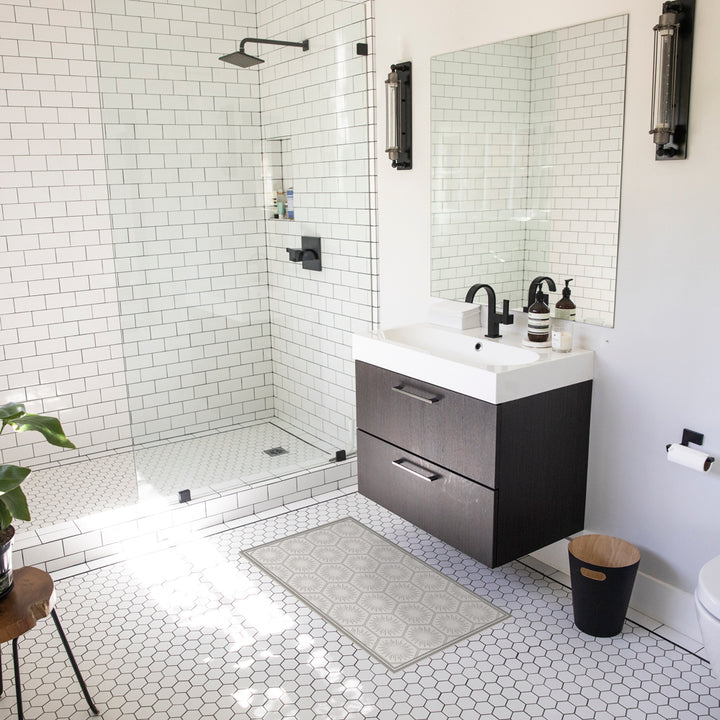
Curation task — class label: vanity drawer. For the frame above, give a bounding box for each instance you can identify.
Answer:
[355,361,498,487]
[358,430,497,567]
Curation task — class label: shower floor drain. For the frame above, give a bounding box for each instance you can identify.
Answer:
[263,447,288,457]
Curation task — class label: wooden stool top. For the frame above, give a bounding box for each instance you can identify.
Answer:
[0,567,56,644]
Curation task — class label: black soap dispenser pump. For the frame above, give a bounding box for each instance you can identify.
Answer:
[527,282,550,343]
[555,279,576,321]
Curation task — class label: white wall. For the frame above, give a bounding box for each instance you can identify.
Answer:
[376,0,720,608]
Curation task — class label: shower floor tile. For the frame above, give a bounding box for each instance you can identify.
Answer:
[134,421,329,498]
[3,492,718,720]
[21,453,139,532]
[20,421,329,532]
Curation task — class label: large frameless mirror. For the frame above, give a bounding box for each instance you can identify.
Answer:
[431,15,628,327]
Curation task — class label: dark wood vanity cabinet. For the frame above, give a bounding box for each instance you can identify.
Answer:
[356,360,592,567]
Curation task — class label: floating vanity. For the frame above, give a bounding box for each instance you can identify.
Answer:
[353,324,594,567]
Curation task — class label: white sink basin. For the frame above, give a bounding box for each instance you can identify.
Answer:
[383,324,540,367]
[353,323,594,404]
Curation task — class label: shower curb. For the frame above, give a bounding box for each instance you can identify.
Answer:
[13,459,358,577]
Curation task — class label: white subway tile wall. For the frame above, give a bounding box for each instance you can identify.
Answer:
[1,0,376,471]
[432,37,531,306]
[0,0,131,466]
[256,0,375,452]
[431,16,626,326]
[525,16,626,326]
[95,0,268,443]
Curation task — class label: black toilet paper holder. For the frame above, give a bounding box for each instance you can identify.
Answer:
[666,428,715,463]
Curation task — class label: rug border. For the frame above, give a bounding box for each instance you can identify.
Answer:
[241,516,510,672]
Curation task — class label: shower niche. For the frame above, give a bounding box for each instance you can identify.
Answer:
[264,137,295,220]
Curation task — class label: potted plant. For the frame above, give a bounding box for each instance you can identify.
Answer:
[0,401,76,598]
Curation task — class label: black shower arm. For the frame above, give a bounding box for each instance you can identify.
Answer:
[239,38,310,53]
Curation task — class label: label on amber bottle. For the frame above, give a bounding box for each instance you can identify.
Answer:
[555,307,576,320]
[528,310,550,338]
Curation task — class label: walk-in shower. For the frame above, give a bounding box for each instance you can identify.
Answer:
[220,38,310,68]
[9,0,376,539]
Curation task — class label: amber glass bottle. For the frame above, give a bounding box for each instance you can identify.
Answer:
[555,279,576,320]
[527,283,550,342]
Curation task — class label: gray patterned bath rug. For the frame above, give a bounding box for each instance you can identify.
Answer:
[242,517,510,671]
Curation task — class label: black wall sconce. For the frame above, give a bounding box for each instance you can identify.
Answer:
[385,62,412,169]
[286,236,321,271]
[649,1,695,160]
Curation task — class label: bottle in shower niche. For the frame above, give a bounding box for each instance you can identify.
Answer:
[527,283,550,344]
[287,188,294,220]
[277,190,286,219]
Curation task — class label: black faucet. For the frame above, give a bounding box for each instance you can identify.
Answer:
[524,276,557,312]
[464,283,514,339]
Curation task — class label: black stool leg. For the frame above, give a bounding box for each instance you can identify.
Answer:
[12,638,23,720]
[50,609,99,715]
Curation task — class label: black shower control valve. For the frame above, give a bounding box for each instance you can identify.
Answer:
[286,248,305,262]
[286,248,318,262]
[286,236,322,271]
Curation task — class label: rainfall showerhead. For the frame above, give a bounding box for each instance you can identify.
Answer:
[220,49,264,68]
[219,37,309,68]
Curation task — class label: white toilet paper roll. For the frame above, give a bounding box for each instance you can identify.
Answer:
[667,443,715,472]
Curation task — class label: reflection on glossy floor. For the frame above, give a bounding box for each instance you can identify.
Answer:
[2,491,718,720]
[20,421,328,531]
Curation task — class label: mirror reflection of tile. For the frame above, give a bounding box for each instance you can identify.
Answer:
[431,15,628,328]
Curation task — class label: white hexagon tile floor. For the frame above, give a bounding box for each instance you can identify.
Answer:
[2,492,719,720]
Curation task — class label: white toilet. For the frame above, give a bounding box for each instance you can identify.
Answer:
[695,554,720,679]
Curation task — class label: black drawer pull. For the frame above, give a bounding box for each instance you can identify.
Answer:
[392,458,441,482]
[392,384,441,404]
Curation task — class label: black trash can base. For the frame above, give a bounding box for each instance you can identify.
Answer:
[568,534,640,637]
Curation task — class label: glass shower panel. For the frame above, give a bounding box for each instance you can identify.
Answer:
[95,0,375,502]
[259,0,376,459]
[95,0,276,499]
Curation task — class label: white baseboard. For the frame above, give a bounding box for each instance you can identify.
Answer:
[530,538,702,643]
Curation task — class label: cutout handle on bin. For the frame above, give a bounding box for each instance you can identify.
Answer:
[580,567,607,581]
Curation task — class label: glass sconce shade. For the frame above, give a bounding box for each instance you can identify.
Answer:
[385,70,399,161]
[650,13,679,145]
[385,62,412,169]
[649,1,694,160]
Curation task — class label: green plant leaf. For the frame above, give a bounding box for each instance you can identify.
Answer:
[0,402,26,421]
[0,487,30,523]
[9,414,76,449]
[0,464,31,492]
[0,501,12,531]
